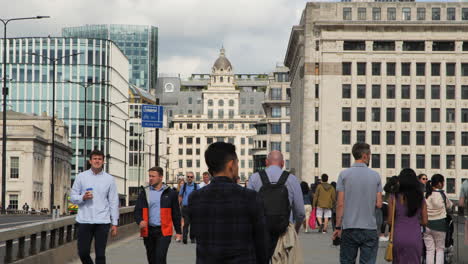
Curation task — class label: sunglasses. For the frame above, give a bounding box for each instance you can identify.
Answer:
[187,176,194,178]
[422,178,428,181]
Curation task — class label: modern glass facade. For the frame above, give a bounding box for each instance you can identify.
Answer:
[0,37,129,182]
[62,25,158,91]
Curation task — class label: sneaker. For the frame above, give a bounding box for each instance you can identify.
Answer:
[305,230,309,233]
[176,238,181,242]
[379,236,389,242]
[183,239,187,244]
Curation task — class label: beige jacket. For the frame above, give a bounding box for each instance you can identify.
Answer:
[426,190,452,220]
[271,224,303,264]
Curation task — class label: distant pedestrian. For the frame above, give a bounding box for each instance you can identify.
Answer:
[198,172,211,188]
[330,182,337,231]
[388,168,428,264]
[332,142,382,264]
[313,174,336,234]
[70,149,119,264]
[178,172,198,244]
[458,179,468,245]
[134,166,182,264]
[424,174,452,264]
[419,174,428,194]
[300,181,312,233]
[188,142,268,264]
[22,203,29,212]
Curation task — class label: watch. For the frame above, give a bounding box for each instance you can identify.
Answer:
[335,226,342,230]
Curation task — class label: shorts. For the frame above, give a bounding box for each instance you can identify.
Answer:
[316,207,332,218]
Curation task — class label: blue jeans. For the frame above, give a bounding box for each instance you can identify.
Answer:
[340,229,378,264]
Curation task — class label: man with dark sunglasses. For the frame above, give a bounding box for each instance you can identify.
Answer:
[178,172,198,244]
[418,174,428,193]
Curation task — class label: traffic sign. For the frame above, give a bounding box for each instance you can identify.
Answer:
[141,105,164,128]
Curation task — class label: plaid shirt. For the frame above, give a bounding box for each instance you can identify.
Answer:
[188,176,269,264]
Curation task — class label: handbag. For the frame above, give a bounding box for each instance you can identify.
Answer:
[309,208,317,229]
[385,196,396,262]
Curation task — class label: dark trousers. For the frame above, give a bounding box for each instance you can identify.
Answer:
[143,226,172,264]
[340,229,378,264]
[182,206,194,241]
[77,223,110,264]
[269,233,280,261]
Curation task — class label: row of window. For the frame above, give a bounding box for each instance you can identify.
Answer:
[207,99,236,107]
[342,62,468,76]
[342,153,468,171]
[343,6,468,21]
[341,107,468,123]
[342,84,465,100]
[173,123,256,130]
[344,41,468,52]
[177,136,254,145]
[177,159,254,169]
[270,123,290,134]
[342,130,468,147]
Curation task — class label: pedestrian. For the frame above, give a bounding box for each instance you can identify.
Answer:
[332,142,382,264]
[379,176,399,242]
[313,174,336,234]
[388,168,428,263]
[247,150,305,261]
[424,174,452,264]
[178,172,198,244]
[419,174,428,193]
[198,172,211,188]
[134,166,182,264]
[458,179,468,246]
[300,181,312,233]
[22,203,29,213]
[330,181,337,231]
[176,178,185,193]
[70,149,119,264]
[188,142,268,264]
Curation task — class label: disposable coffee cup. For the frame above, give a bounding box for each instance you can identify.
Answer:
[86,188,93,195]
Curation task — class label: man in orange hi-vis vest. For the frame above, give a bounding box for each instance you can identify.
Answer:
[134,167,182,264]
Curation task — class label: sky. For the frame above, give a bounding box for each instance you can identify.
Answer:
[2,0,309,77]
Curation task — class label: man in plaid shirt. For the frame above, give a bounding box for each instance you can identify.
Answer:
[188,142,269,264]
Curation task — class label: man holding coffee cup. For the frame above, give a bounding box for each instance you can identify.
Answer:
[70,149,119,264]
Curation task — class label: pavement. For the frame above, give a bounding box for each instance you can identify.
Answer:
[0,214,51,229]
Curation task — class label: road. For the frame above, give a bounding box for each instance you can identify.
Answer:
[0,215,52,229]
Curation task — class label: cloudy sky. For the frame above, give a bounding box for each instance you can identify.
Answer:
[2,0,311,76]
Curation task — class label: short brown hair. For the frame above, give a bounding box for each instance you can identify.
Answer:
[89,149,105,160]
[148,166,164,176]
[352,142,370,160]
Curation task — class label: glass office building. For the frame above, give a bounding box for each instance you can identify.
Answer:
[62,25,158,91]
[0,37,129,188]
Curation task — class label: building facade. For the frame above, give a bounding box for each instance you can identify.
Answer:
[0,37,129,201]
[0,111,72,213]
[62,24,158,91]
[285,1,468,197]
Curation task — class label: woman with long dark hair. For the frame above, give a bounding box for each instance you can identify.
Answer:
[424,174,452,264]
[300,181,312,233]
[388,168,428,263]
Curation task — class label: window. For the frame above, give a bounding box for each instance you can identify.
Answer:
[271,142,281,151]
[372,85,381,99]
[342,107,351,121]
[386,108,395,122]
[207,124,213,129]
[372,154,380,168]
[218,99,224,106]
[447,8,456,21]
[271,123,281,134]
[433,41,455,51]
[387,85,396,99]
[207,137,214,144]
[315,107,319,121]
[416,108,425,122]
[373,41,395,51]
[416,131,425,145]
[10,157,19,179]
[403,41,425,51]
[432,7,440,20]
[447,131,455,146]
[447,155,456,170]
[402,154,411,169]
[186,148,193,155]
[357,62,366,75]
[431,155,440,169]
[357,130,366,143]
[208,99,213,106]
[372,8,381,20]
[315,84,320,98]
[447,108,455,123]
[358,8,367,20]
[218,109,224,119]
[315,130,319,144]
[417,8,426,20]
[387,7,396,21]
[417,155,425,169]
[187,137,193,144]
[343,7,352,20]
[271,107,281,118]
[446,178,455,194]
[387,131,395,145]
[430,85,441,100]
[463,8,468,21]
[401,108,410,122]
[431,63,441,76]
[342,154,351,168]
[372,63,381,75]
[229,110,234,119]
[462,108,468,122]
[357,84,366,98]
[285,123,290,134]
[344,41,366,51]
[416,85,425,99]
[196,137,201,144]
[342,130,351,145]
[462,86,468,99]
[196,149,200,155]
[372,108,381,122]
[342,84,351,98]
[401,85,410,99]
[462,63,468,76]
[387,154,395,169]
[342,62,352,75]
[446,85,455,99]
[462,132,468,146]
[402,131,410,145]
[463,155,468,169]
[357,107,366,122]
[372,131,381,145]
[431,131,440,146]
[416,63,425,76]
[401,63,411,76]
[431,108,440,122]
[402,8,411,21]
[229,99,234,106]
[186,160,192,168]
[208,109,213,119]
[9,195,18,210]
[387,62,396,76]
[178,137,183,144]
[446,63,455,76]
[270,88,282,100]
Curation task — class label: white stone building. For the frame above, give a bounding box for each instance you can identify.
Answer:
[285,1,468,197]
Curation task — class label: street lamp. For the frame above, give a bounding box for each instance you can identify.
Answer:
[111,115,128,205]
[105,100,127,171]
[145,143,155,170]
[1,15,50,213]
[137,129,154,188]
[29,51,82,213]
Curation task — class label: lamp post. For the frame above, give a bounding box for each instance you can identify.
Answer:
[29,51,82,213]
[105,100,127,171]
[0,15,49,213]
[111,115,128,205]
[137,129,154,188]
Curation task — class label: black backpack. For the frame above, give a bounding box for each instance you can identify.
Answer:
[258,170,291,236]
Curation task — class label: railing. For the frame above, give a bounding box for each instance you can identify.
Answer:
[0,206,135,264]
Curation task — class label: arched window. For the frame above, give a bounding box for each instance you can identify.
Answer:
[208,99,213,106]
[218,99,224,106]
[220,77,224,82]
[229,100,234,107]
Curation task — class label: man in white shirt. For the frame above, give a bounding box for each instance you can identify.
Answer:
[198,172,211,188]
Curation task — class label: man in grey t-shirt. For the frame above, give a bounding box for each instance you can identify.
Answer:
[332,143,383,264]
[458,179,468,245]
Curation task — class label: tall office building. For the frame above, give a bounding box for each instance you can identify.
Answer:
[285,1,468,197]
[62,25,158,91]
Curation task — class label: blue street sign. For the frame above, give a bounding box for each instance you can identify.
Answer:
[141,105,164,128]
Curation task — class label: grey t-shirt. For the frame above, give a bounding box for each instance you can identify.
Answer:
[337,162,382,230]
